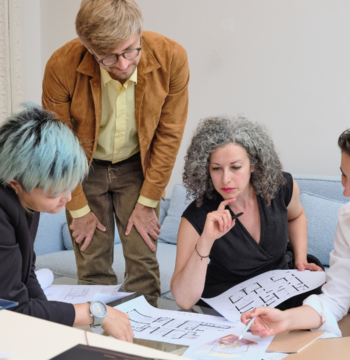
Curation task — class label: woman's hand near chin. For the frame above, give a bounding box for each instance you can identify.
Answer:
[201,198,236,244]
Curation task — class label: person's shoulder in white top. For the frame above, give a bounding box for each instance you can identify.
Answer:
[304,201,350,336]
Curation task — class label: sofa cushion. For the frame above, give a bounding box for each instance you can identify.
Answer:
[62,222,121,251]
[34,210,66,256]
[294,175,347,204]
[300,192,344,266]
[35,242,177,297]
[158,184,192,244]
[159,198,170,225]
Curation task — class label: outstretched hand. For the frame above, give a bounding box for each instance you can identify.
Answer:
[241,307,288,338]
[295,260,324,272]
[201,198,237,243]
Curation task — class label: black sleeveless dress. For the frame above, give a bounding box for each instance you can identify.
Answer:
[182,172,322,310]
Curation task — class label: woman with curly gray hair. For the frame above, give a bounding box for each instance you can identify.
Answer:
[171,115,323,310]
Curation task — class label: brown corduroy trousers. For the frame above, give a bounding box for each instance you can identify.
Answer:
[66,153,161,297]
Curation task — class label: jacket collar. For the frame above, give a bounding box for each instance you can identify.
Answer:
[77,49,99,78]
[76,35,160,78]
[138,37,161,75]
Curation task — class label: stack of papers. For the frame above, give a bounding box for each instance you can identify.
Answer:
[35,268,133,304]
[36,268,333,359]
[112,270,330,360]
[115,296,274,359]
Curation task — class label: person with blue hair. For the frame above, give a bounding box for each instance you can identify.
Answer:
[0,104,133,341]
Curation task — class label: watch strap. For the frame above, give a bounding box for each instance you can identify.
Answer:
[88,301,107,328]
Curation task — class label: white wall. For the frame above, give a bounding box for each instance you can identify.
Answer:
[22,0,42,105]
[22,0,350,193]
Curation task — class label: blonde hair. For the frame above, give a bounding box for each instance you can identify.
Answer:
[76,0,143,55]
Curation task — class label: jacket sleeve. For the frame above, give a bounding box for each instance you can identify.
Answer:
[139,45,189,200]
[0,207,76,326]
[303,204,350,336]
[42,52,88,211]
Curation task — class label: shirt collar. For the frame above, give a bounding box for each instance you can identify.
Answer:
[100,66,138,88]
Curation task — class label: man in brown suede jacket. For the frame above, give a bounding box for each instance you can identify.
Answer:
[42,0,189,296]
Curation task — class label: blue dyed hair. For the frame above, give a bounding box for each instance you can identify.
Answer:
[0,104,88,195]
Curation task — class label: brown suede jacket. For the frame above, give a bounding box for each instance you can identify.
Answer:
[42,31,189,211]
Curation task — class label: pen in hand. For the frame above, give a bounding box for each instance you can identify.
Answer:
[238,316,256,340]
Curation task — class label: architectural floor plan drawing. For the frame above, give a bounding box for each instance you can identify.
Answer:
[115,296,242,346]
[128,308,232,340]
[202,270,326,322]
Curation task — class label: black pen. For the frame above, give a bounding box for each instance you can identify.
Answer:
[232,212,243,220]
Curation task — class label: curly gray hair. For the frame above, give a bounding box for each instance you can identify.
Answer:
[183,115,286,207]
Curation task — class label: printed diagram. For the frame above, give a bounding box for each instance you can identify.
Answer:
[194,334,258,357]
[125,308,233,340]
[63,288,90,301]
[229,271,310,314]
[44,287,90,302]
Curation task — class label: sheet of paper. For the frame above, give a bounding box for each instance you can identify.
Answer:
[35,268,54,290]
[280,337,350,360]
[93,291,134,304]
[262,353,289,360]
[44,283,132,304]
[202,270,326,322]
[267,330,325,353]
[182,328,273,360]
[319,332,339,339]
[115,296,243,346]
[0,352,12,359]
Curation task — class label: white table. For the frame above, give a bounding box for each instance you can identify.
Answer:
[0,310,188,360]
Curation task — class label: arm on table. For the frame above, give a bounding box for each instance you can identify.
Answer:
[0,207,75,326]
[73,303,133,342]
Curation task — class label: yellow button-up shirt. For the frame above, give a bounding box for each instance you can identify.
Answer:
[95,66,139,162]
[70,66,157,218]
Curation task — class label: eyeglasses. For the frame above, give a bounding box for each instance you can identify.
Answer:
[90,39,141,66]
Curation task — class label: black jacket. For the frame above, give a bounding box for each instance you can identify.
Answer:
[0,184,75,325]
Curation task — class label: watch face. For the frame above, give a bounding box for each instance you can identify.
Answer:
[91,301,107,318]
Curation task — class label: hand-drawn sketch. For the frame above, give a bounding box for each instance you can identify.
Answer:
[63,288,90,301]
[44,284,130,304]
[202,270,326,322]
[194,334,258,357]
[182,329,273,360]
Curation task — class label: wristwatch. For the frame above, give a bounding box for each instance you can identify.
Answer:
[88,301,108,327]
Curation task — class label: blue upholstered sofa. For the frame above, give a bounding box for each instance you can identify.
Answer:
[35,175,348,298]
